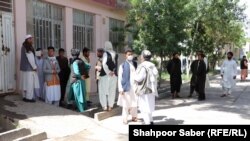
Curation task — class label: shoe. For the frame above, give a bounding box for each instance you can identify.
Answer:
[132,117,138,122]
[103,107,107,111]
[175,95,181,98]
[87,101,92,104]
[26,99,36,103]
[188,95,192,98]
[22,98,28,102]
[172,94,175,99]
[150,122,154,125]
[220,94,227,97]
[198,98,205,101]
[29,99,36,103]
[123,119,128,125]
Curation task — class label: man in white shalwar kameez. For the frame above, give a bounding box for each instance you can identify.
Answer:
[20,35,39,102]
[220,52,238,97]
[134,50,158,125]
[98,41,118,111]
[117,48,138,124]
[35,48,45,100]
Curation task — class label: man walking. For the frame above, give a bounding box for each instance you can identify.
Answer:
[117,48,138,124]
[220,52,238,97]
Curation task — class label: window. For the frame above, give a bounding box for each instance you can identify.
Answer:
[73,10,94,51]
[0,0,12,12]
[109,18,125,53]
[33,0,64,50]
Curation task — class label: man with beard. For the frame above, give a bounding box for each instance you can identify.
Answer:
[167,53,182,99]
[95,48,104,93]
[220,52,238,97]
[189,53,207,101]
[20,35,39,102]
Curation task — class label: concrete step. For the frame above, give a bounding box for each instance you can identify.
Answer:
[13,132,47,141]
[94,106,122,121]
[0,128,31,141]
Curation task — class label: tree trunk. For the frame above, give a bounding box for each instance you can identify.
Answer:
[158,54,164,88]
[186,55,191,78]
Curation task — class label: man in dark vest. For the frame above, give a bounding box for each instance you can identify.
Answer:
[98,41,118,111]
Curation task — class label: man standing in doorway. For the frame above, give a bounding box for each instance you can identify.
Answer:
[220,52,238,97]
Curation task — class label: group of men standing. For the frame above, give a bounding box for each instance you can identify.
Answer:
[167,50,244,100]
[19,33,248,125]
[19,34,92,109]
[167,51,208,101]
[19,35,160,125]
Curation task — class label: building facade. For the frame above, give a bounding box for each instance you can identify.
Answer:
[0,0,127,94]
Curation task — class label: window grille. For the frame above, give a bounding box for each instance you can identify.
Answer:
[33,0,64,50]
[73,10,94,51]
[109,18,125,53]
[0,0,12,12]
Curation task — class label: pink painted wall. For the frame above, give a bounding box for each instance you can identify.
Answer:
[14,0,27,93]
[14,0,126,93]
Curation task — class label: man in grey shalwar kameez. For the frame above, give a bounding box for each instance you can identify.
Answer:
[134,50,158,125]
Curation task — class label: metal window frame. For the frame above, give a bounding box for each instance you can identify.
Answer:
[33,0,64,50]
[0,0,12,12]
[73,9,94,51]
[109,18,125,53]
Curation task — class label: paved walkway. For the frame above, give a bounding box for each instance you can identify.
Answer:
[98,74,250,134]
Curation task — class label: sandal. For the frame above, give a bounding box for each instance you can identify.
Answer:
[123,119,128,125]
[108,107,112,111]
[220,94,227,97]
[132,117,138,122]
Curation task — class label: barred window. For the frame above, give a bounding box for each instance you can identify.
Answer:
[73,10,94,51]
[109,18,125,53]
[33,0,64,50]
[0,0,12,12]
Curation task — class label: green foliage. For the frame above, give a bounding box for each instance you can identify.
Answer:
[127,0,190,57]
[187,0,246,55]
[247,52,250,59]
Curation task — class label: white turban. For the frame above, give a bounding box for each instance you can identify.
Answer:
[104,41,113,51]
[141,50,152,60]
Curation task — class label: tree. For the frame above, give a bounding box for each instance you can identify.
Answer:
[186,0,246,70]
[127,0,191,86]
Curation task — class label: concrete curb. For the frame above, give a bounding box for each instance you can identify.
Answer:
[94,107,122,121]
[13,132,47,141]
[0,128,31,141]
